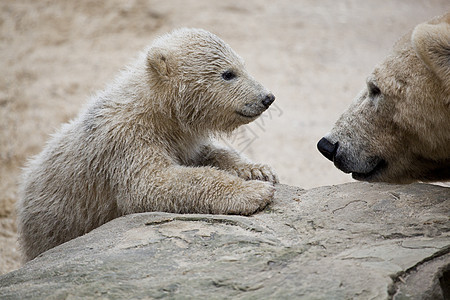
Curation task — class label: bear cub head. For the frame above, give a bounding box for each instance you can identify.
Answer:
[146,28,275,134]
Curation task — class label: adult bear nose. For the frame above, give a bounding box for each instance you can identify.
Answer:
[317,137,338,161]
[262,93,275,108]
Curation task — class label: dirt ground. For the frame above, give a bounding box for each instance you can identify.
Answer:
[1,0,448,275]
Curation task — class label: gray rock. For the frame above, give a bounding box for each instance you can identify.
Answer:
[0,182,449,299]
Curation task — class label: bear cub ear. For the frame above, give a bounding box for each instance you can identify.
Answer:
[147,47,173,78]
[412,15,450,91]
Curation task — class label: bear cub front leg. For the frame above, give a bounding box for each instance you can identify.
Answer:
[198,144,279,184]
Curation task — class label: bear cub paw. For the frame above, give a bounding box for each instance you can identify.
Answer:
[232,163,279,184]
[231,180,275,215]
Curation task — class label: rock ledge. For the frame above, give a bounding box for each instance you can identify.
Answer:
[0,182,449,299]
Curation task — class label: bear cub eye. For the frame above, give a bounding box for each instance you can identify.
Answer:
[222,70,237,81]
[368,81,381,97]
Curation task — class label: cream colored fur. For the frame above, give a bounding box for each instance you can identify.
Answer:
[17,28,278,261]
[320,13,450,183]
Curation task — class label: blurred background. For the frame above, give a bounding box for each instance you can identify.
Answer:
[1,0,448,274]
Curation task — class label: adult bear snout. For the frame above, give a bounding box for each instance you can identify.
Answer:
[262,93,275,108]
[317,137,338,162]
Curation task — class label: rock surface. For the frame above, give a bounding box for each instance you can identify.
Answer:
[0,182,449,299]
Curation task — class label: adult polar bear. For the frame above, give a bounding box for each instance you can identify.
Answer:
[318,13,450,183]
[18,28,278,261]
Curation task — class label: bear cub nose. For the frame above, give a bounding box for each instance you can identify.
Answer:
[262,93,275,108]
[317,137,338,161]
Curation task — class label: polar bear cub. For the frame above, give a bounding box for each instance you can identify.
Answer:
[17,28,278,261]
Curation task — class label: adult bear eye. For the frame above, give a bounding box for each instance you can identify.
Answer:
[368,81,381,97]
[222,70,236,81]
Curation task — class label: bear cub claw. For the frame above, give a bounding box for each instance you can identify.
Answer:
[231,163,279,184]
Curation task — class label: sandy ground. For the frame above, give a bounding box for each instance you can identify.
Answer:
[1,0,448,275]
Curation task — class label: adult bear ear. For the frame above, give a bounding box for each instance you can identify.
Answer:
[147,47,174,79]
[412,15,450,93]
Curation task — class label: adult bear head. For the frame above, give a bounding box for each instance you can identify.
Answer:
[317,13,450,183]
